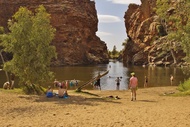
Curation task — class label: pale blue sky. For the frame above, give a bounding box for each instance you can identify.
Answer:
[95,0,141,51]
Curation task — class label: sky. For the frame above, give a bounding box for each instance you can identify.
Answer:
[95,0,141,51]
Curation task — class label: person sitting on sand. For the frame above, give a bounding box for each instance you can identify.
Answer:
[46,86,54,98]
[3,81,11,89]
[58,85,68,98]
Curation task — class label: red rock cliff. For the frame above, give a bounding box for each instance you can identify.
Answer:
[0,0,109,66]
[123,0,157,65]
[123,0,185,66]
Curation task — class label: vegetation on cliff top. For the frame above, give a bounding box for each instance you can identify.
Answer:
[156,0,190,64]
[108,45,124,61]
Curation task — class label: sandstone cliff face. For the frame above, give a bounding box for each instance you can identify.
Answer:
[123,0,157,65]
[123,0,185,66]
[0,0,109,66]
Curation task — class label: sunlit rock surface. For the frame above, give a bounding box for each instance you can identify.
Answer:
[0,0,109,66]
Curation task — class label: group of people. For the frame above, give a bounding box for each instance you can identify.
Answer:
[128,73,174,101]
[94,76,122,91]
[46,73,174,102]
[94,73,138,101]
[46,79,69,98]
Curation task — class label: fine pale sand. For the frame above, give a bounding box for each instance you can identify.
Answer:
[0,86,190,127]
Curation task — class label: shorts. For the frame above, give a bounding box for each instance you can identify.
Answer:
[130,87,137,91]
[46,92,53,98]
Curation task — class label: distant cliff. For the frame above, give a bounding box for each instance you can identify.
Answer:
[123,0,185,66]
[0,0,109,66]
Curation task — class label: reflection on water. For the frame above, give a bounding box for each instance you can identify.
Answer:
[50,61,129,90]
[0,61,189,90]
[101,61,129,90]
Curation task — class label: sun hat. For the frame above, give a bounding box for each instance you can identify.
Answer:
[131,72,135,76]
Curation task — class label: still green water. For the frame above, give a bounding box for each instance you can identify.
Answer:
[0,61,189,90]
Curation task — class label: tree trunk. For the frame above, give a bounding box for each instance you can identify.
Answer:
[170,49,177,64]
[76,70,109,92]
[0,51,10,82]
[23,83,45,95]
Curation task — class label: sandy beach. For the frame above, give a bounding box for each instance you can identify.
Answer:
[0,86,190,127]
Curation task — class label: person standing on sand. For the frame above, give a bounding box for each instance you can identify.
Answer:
[170,75,174,85]
[10,73,15,89]
[129,72,138,101]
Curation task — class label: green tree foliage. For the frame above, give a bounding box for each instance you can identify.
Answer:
[181,22,190,62]
[0,5,57,91]
[178,79,190,94]
[155,0,170,18]
[156,0,170,33]
[0,27,4,34]
[122,38,128,49]
[178,1,190,63]
[156,0,190,64]
[108,45,122,59]
[112,45,117,56]
[156,25,167,36]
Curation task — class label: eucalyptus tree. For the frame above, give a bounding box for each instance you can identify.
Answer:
[0,27,10,82]
[0,5,57,93]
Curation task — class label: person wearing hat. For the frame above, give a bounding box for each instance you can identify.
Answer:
[129,72,138,101]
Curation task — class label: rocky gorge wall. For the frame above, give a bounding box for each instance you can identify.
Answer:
[123,0,185,66]
[0,0,109,66]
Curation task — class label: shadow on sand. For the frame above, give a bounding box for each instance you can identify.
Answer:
[18,90,122,106]
[137,100,158,103]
